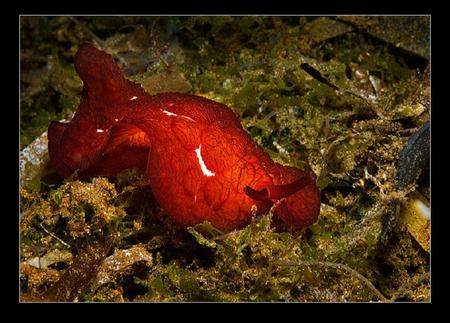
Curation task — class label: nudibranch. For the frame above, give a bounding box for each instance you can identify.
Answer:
[48,43,321,231]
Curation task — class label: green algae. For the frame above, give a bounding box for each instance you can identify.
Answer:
[20,16,430,302]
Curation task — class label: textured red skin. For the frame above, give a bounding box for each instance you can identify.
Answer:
[48,43,321,231]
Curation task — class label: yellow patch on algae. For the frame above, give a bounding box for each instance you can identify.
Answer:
[400,190,430,253]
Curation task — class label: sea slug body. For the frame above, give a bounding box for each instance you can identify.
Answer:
[48,43,321,231]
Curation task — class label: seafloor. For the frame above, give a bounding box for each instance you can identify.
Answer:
[19,16,430,302]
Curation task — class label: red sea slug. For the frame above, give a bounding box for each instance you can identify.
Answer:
[48,43,321,231]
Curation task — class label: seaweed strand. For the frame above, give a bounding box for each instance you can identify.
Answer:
[275,260,388,302]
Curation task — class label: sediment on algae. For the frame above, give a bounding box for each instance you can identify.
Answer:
[20,16,430,302]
